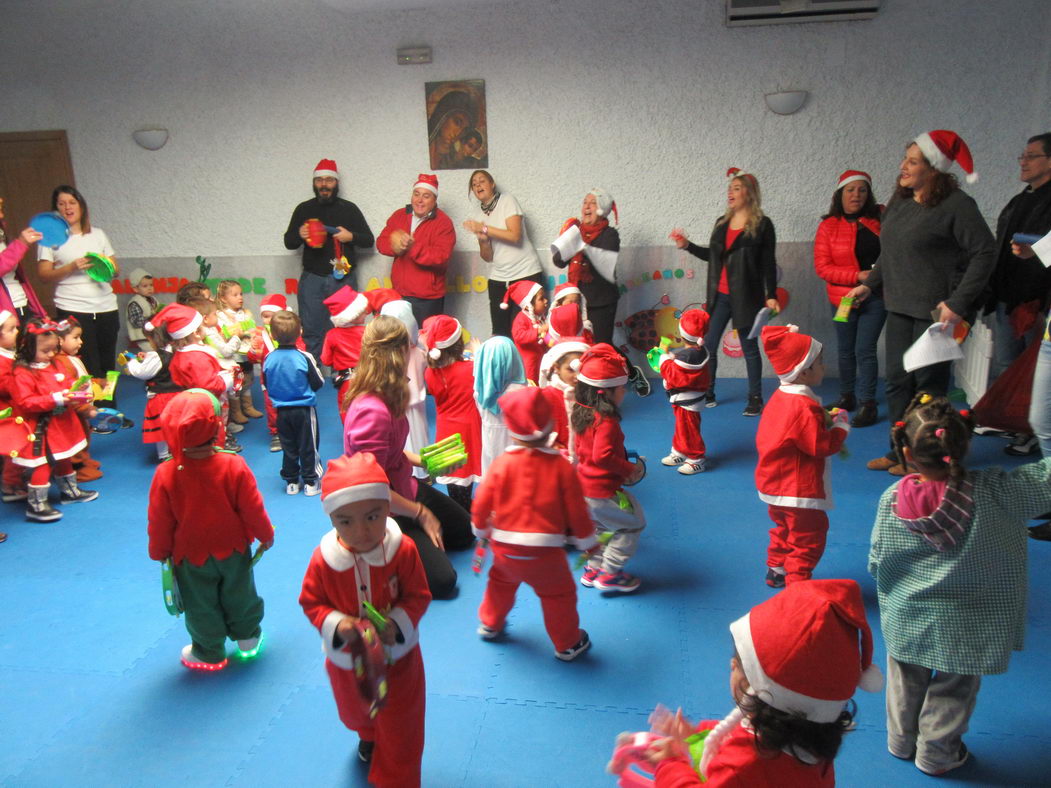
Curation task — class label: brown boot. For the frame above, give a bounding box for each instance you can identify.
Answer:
[241,390,263,419]
[866,455,896,471]
[228,395,250,425]
[76,464,103,482]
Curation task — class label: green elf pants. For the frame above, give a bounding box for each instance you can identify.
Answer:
[175,549,264,664]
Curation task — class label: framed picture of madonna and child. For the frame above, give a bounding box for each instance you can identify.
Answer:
[425,79,488,170]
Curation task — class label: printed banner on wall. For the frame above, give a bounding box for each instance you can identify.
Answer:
[425,79,488,170]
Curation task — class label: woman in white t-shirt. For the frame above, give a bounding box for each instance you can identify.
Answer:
[462,170,543,337]
[38,185,121,379]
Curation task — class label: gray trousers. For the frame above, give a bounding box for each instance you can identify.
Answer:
[886,655,981,772]
[297,271,346,363]
[584,491,646,574]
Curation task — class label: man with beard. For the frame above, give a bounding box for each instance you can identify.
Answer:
[283,159,374,362]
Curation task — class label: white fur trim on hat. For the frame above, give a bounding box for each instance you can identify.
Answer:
[259,303,283,314]
[333,293,369,326]
[779,332,823,385]
[430,319,462,351]
[913,132,950,174]
[0,309,13,326]
[577,371,629,388]
[837,173,870,190]
[508,420,554,442]
[169,311,203,340]
[414,180,438,195]
[321,481,391,515]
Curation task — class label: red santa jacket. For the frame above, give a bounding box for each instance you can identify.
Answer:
[813,215,881,305]
[321,324,365,371]
[8,361,88,465]
[575,412,636,499]
[299,521,431,665]
[654,718,835,787]
[169,344,232,398]
[147,450,274,566]
[511,310,546,384]
[754,385,849,510]
[0,348,15,406]
[376,206,455,300]
[472,445,596,553]
[659,346,711,412]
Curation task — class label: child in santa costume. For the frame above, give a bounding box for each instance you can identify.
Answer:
[572,343,647,593]
[148,389,274,671]
[126,314,180,462]
[474,336,527,476]
[247,294,302,453]
[473,387,596,660]
[538,336,590,462]
[645,579,882,786]
[379,298,430,483]
[756,325,850,588]
[0,308,24,516]
[504,279,549,384]
[6,317,97,522]
[321,284,369,424]
[549,288,595,343]
[658,309,712,476]
[422,314,482,511]
[53,318,103,483]
[299,452,431,787]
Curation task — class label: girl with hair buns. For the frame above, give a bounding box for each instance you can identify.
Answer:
[869,393,1051,776]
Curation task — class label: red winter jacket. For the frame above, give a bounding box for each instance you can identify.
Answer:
[376,206,455,300]
[813,215,881,305]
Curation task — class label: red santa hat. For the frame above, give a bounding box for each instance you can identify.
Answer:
[365,288,402,315]
[837,169,871,190]
[160,388,223,464]
[726,166,759,190]
[421,314,463,360]
[576,343,629,388]
[587,187,618,225]
[321,452,391,515]
[324,285,369,326]
[547,303,583,342]
[145,303,202,340]
[539,339,590,383]
[313,158,339,179]
[678,308,710,344]
[913,130,978,183]
[761,324,822,384]
[553,282,582,303]
[730,579,883,723]
[414,173,439,196]
[498,386,554,441]
[259,294,288,314]
[500,280,543,312]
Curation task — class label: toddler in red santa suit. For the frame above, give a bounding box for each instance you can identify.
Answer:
[552,281,595,342]
[472,387,596,660]
[299,452,431,787]
[320,285,369,424]
[538,334,590,462]
[147,389,274,671]
[756,325,849,588]
[504,279,549,384]
[644,579,882,786]
[658,308,712,476]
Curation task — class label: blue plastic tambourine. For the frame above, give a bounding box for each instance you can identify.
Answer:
[28,212,70,248]
[90,407,124,434]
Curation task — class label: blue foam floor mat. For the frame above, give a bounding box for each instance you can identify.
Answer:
[2,376,1049,786]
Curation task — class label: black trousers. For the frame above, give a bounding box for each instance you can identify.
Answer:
[394,482,473,599]
[487,272,545,338]
[55,308,119,379]
[276,405,321,485]
[884,311,953,449]
[588,299,618,345]
[404,296,446,329]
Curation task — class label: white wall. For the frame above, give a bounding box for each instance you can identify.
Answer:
[4,0,1050,375]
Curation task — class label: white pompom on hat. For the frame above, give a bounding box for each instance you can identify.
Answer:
[913,130,978,183]
[587,188,618,225]
[421,314,462,360]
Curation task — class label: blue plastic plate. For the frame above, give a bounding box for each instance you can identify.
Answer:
[28,212,70,247]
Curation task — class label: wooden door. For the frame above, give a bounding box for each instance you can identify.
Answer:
[0,130,76,315]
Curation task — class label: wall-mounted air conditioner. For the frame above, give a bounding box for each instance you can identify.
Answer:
[727,0,880,27]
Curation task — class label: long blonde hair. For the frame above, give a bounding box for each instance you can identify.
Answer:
[718,175,765,237]
[343,316,410,418]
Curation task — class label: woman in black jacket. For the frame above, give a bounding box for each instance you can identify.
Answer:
[672,169,778,415]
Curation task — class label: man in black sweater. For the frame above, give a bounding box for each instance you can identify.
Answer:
[283,158,374,362]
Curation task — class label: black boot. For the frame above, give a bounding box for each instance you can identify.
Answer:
[851,400,878,428]
[1028,522,1051,541]
[26,484,62,522]
[743,395,763,417]
[57,473,99,504]
[828,393,857,412]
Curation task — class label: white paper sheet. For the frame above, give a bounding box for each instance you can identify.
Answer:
[903,322,964,372]
[550,224,585,262]
[747,307,774,340]
[1030,230,1051,268]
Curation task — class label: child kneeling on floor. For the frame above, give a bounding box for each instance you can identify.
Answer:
[472,386,595,661]
[641,579,881,786]
[300,452,431,787]
[147,389,274,671]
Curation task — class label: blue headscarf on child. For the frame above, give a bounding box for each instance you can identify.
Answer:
[474,336,526,416]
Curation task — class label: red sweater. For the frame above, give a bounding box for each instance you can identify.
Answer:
[472,446,596,553]
[147,450,274,566]
[376,207,455,300]
[511,310,546,384]
[813,215,881,305]
[754,386,849,510]
[169,345,230,398]
[320,324,364,371]
[575,413,635,498]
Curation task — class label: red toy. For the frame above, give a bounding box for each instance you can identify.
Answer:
[340,619,389,720]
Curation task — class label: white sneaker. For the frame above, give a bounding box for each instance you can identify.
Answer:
[661,450,686,466]
[303,482,321,497]
[286,482,301,495]
[477,623,502,640]
[678,458,707,475]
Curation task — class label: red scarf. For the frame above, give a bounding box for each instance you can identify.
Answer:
[566,218,609,285]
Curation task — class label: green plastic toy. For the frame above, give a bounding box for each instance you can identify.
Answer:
[420,433,468,478]
[84,252,116,283]
[646,336,674,373]
[362,600,388,633]
[161,559,183,617]
[0,407,11,419]
[574,531,614,569]
[221,318,257,340]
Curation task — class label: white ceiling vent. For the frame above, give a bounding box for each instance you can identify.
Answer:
[726,0,879,27]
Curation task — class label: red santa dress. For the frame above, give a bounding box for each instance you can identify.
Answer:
[7,361,88,468]
[321,324,365,422]
[659,345,711,460]
[423,360,482,485]
[0,348,28,490]
[300,521,431,788]
[511,309,546,384]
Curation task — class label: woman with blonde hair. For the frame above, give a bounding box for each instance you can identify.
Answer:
[671,169,779,416]
[342,315,472,598]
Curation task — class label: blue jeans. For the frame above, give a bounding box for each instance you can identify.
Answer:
[1029,339,1051,458]
[297,271,345,362]
[830,296,886,402]
[703,292,762,399]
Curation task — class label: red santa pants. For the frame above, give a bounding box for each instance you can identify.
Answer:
[327,646,425,788]
[2,457,25,490]
[29,459,73,486]
[479,545,581,652]
[264,390,277,435]
[672,406,705,459]
[766,505,829,585]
